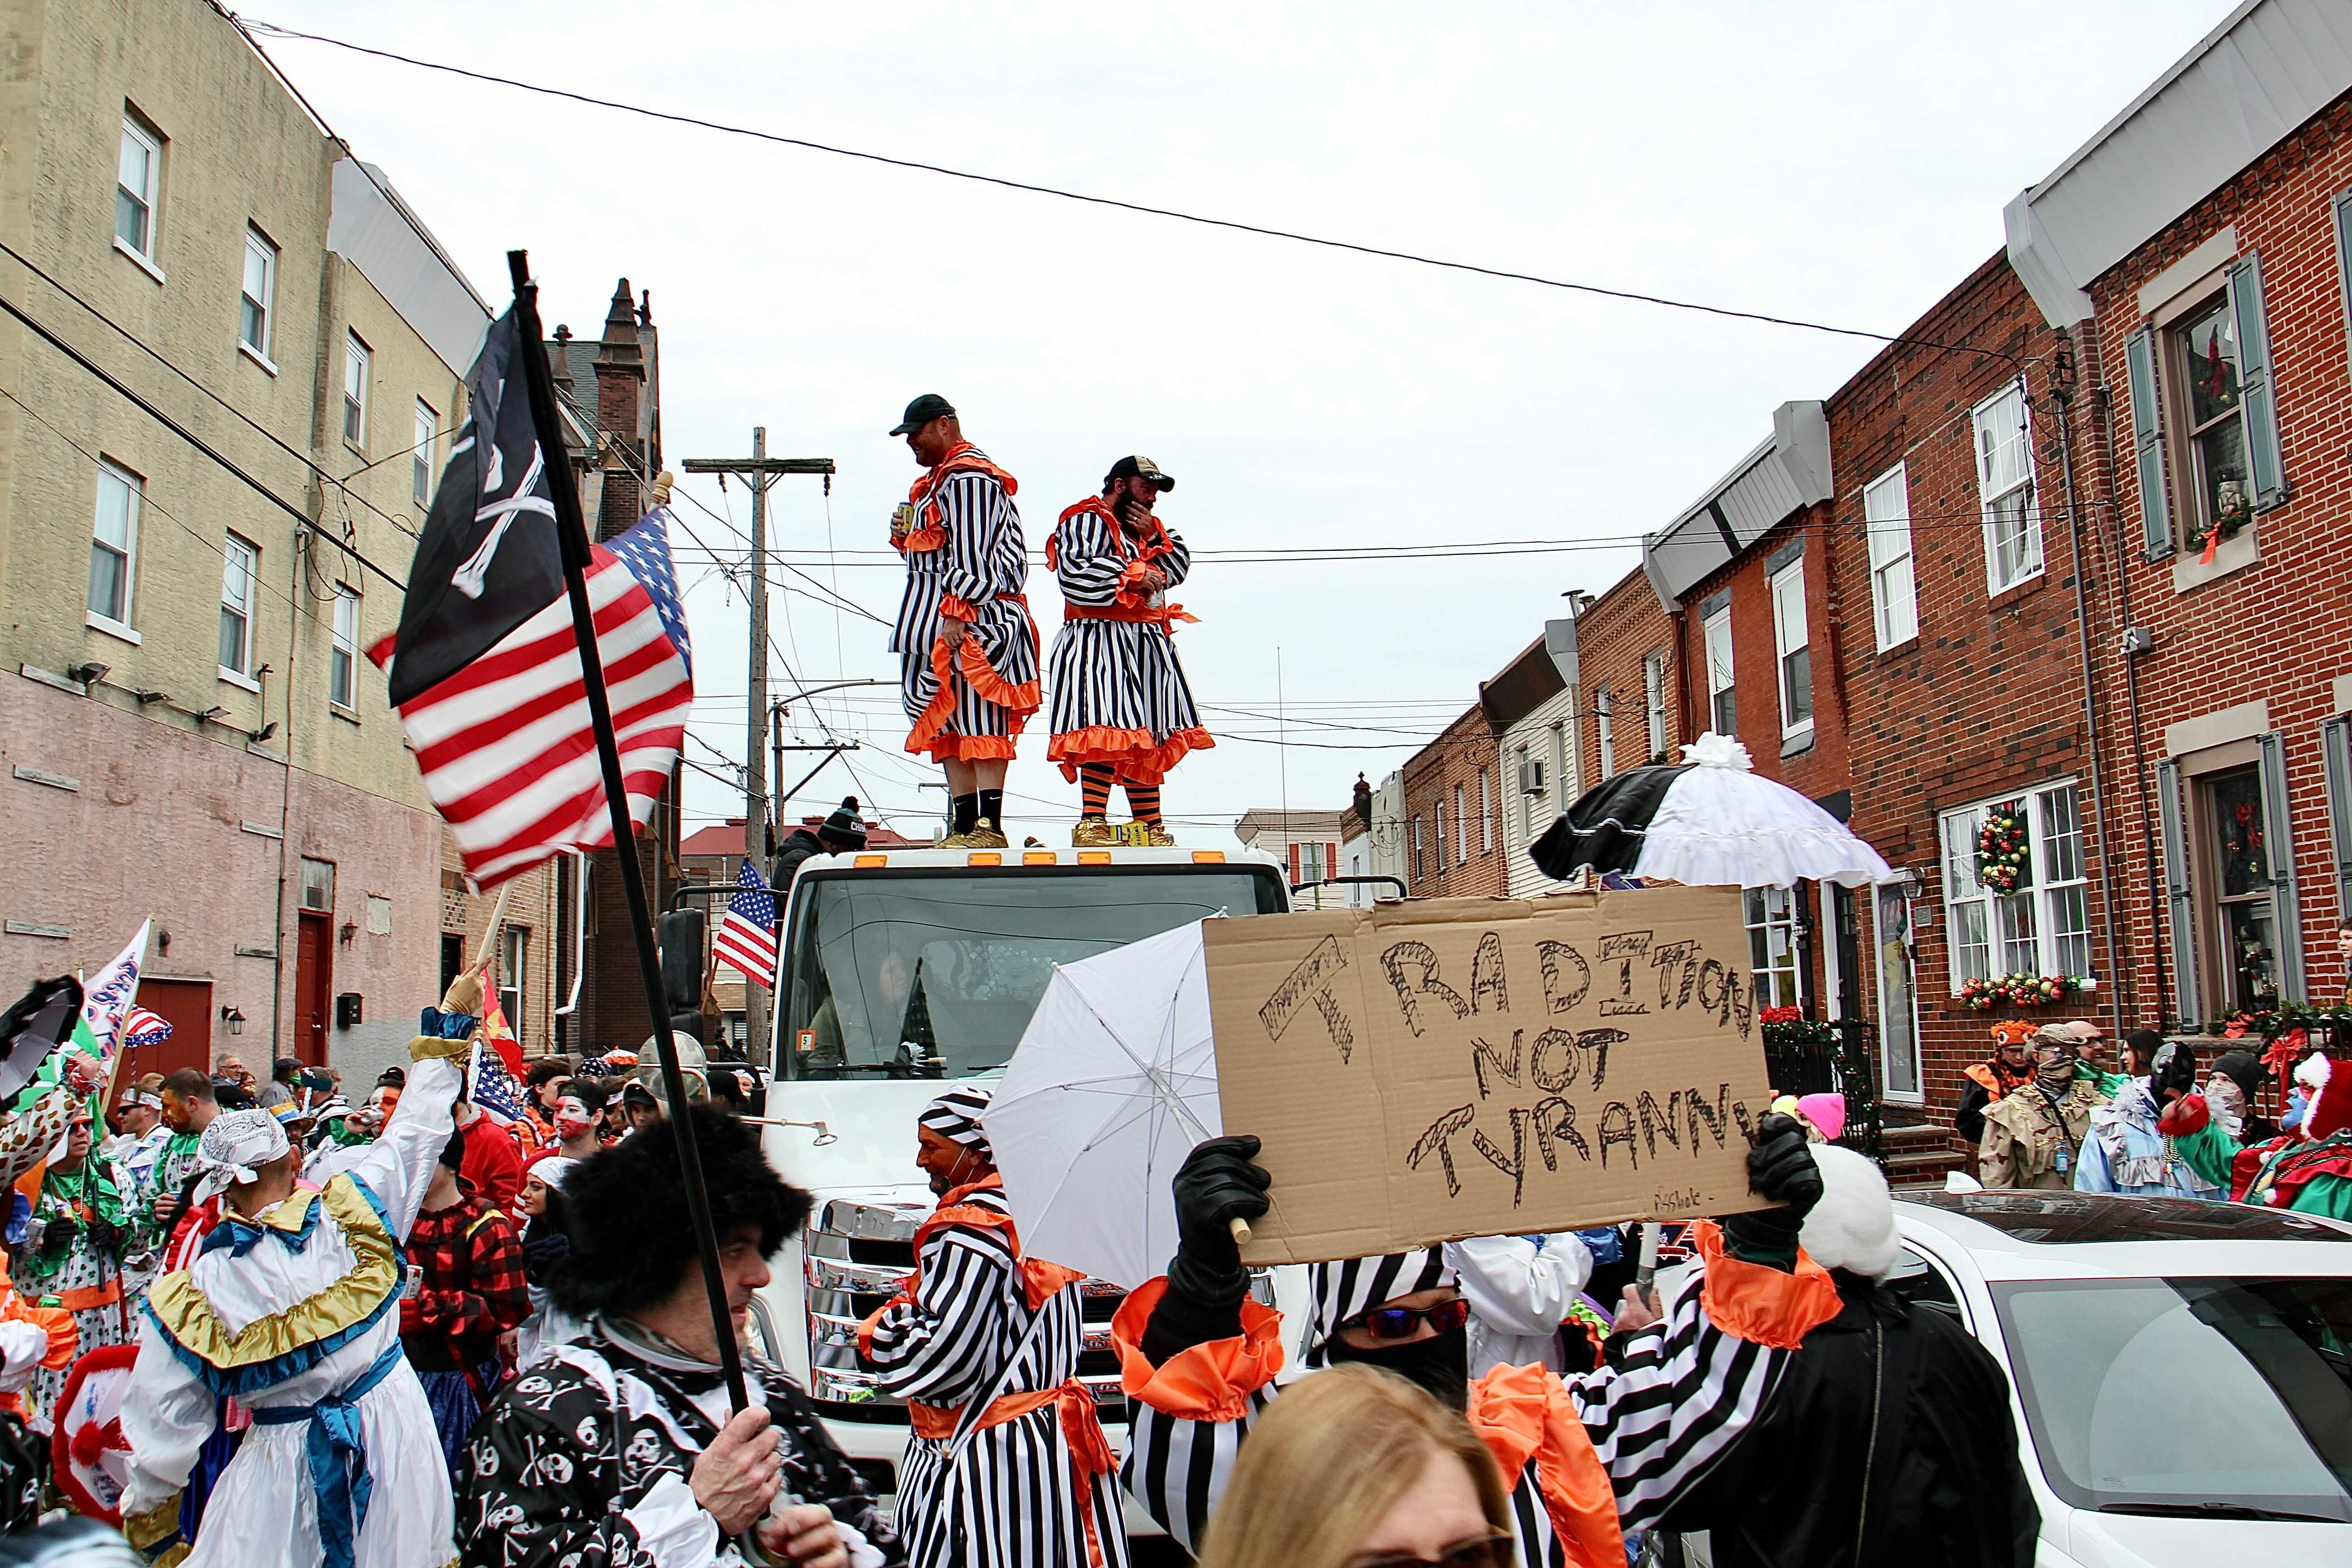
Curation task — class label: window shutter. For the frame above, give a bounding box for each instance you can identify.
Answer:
[2123,327,2172,560]
[1289,842,1301,883]
[2255,731,2304,1001]
[2156,759,2199,1028]
[1328,843,1340,884]
[2324,715,2352,933]
[2227,251,2286,509]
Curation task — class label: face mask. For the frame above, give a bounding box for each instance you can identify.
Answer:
[1328,1320,1470,1410]
[2205,1076,2246,1137]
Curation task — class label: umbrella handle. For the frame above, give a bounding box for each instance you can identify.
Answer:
[1229,1216,1252,1244]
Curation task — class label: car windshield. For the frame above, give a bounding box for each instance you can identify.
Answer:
[778,867,1285,1081]
[1992,1276,2352,1522]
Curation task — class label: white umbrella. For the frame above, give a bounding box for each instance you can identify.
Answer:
[985,920,1220,1290]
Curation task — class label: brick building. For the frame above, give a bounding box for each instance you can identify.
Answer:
[1397,706,1507,898]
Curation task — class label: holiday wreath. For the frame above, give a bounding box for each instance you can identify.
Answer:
[1975,805,2029,894]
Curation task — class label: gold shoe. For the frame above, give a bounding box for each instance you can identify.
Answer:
[963,823,1010,850]
[938,830,972,848]
[1071,817,1116,848]
[1137,822,1177,847]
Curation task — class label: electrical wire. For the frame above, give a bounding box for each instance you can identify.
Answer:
[239,16,2021,364]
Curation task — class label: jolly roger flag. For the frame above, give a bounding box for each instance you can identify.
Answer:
[373,304,694,891]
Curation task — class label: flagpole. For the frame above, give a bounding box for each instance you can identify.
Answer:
[505,250,750,1412]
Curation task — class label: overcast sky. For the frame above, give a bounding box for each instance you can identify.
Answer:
[275,0,2234,846]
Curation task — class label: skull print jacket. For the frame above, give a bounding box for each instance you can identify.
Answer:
[456,1318,905,1568]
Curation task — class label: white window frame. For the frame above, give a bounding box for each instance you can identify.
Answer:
[329,585,360,711]
[1478,768,1493,854]
[88,459,142,637]
[1938,779,2093,992]
[1770,557,1813,741]
[1643,651,1667,759]
[219,532,258,681]
[500,925,527,1039]
[343,333,370,450]
[1744,886,1801,1009]
[1412,814,1424,883]
[1453,784,1467,865]
[1433,800,1446,873]
[115,114,162,269]
[1974,380,2042,594]
[413,399,438,506]
[1862,462,1918,649]
[1596,687,1616,781]
[239,227,277,365]
[1703,607,1735,736]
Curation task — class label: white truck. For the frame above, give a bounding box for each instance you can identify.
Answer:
[745,840,1297,1514]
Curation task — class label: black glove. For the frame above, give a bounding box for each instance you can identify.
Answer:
[1719,1113,1823,1270]
[1143,1136,1271,1365]
[85,1216,120,1257]
[37,1219,73,1262]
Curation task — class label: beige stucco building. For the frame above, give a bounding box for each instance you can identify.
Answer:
[0,0,566,1086]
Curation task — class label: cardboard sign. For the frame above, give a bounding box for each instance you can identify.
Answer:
[1205,886,1775,1266]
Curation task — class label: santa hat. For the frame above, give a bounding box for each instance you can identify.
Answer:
[2300,1054,2351,1141]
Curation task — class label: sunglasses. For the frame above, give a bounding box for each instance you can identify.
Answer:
[1346,1529,1514,1568]
[1344,1296,1471,1342]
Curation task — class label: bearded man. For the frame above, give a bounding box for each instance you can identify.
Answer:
[1977,1028,2110,1190]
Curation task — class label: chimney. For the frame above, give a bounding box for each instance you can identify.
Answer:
[1352,773,1373,830]
[593,279,646,538]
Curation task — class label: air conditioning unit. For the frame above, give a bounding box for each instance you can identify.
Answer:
[1518,758,1545,794]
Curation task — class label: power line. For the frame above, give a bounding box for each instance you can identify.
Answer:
[241,18,2020,363]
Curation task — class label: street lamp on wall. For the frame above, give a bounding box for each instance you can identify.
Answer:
[220,1005,245,1036]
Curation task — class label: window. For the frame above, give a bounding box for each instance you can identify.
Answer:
[330,586,359,710]
[2169,296,2254,550]
[1864,463,1918,648]
[500,926,528,1039]
[1940,782,2092,990]
[1433,800,1446,872]
[1301,841,1326,884]
[115,115,161,260]
[413,401,438,506]
[1478,769,1492,854]
[1412,815,1425,883]
[299,857,335,912]
[1703,607,1736,736]
[1771,557,1812,737]
[89,461,141,630]
[219,534,256,677]
[1454,785,1467,864]
[343,334,370,448]
[1595,688,1616,781]
[239,228,276,359]
[1553,721,1572,806]
[1643,651,1667,760]
[1974,381,2041,592]
[1873,885,1921,1102]
[1744,886,1799,1009]
[2203,766,2281,1014]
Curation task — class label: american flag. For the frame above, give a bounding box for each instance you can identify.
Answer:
[466,1039,531,1127]
[713,860,778,990]
[368,305,693,892]
[120,1008,173,1048]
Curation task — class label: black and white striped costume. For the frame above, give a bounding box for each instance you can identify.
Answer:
[1044,500,1210,785]
[891,445,1041,762]
[1114,1234,1828,1568]
[862,1179,1127,1568]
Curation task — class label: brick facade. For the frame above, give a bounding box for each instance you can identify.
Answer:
[1399,706,1507,898]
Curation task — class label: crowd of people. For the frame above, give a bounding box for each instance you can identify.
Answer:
[1956,1012,2352,1215]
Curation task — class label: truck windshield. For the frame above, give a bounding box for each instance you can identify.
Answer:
[778,867,1286,1081]
[1992,1275,2352,1522]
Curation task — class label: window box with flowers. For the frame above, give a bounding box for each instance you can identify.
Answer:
[1940,781,2097,1001]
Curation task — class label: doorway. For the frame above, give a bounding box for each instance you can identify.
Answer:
[295,909,333,1067]
[124,978,211,1080]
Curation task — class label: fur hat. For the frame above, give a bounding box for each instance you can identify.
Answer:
[1797,1145,1901,1283]
[2301,1054,2351,1142]
[549,1103,810,1318]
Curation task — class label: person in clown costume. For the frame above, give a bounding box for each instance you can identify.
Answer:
[2232,1053,2352,1220]
[14,1100,139,1426]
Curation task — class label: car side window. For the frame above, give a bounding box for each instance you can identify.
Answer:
[1886,1245,1968,1328]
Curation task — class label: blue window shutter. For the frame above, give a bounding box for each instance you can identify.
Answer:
[2227,251,2285,508]
[2124,327,2172,560]
[2255,732,2304,1002]
[2323,713,2352,934]
[2156,758,2198,1028]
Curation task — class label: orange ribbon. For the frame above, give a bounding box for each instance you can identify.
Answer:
[1467,1363,1625,1568]
[908,1380,1115,1568]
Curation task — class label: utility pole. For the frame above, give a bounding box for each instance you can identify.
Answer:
[681,433,833,1070]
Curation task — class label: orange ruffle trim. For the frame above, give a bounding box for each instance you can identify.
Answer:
[1690,1219,1842,1349]
[1048,725,1215,785]
[1111,1277,1284,1422]
[892,525,946,555]
[905,630,1042,761]
[1469,1363,1624,1568]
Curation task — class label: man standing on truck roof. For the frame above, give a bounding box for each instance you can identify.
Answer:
[889,394,1041,850]
[1046,456,1212,848]
[858,1088,1127,1568]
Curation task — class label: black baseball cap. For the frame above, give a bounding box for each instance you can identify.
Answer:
[890,394,956,436]
[1105,455,1174,491]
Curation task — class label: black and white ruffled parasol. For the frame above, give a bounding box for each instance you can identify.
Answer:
[1529,732,1892,888]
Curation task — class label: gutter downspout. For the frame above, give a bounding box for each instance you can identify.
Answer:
[2050,336,2125,1035]
[2088,340,2170,1023]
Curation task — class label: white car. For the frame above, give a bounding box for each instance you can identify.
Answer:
[1889,1191,2351,1567]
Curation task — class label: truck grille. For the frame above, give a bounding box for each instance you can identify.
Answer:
[804,1198,1131,1423]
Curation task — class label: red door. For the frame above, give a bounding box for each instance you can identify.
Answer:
[122,977,210,1081]
[295,910,333,1068]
